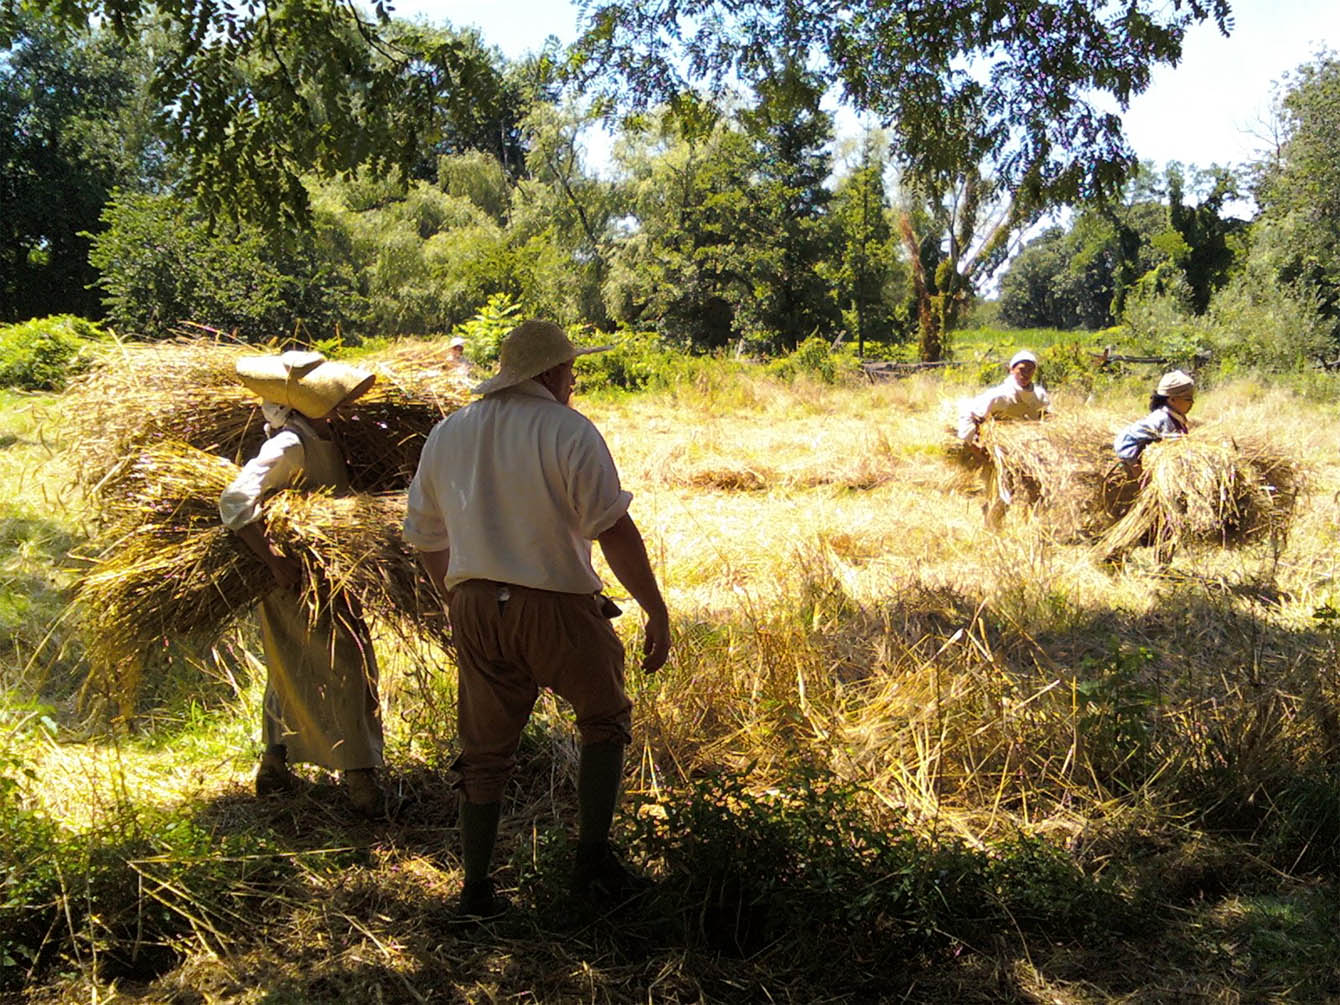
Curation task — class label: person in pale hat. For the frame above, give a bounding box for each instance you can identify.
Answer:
[220,350,389,817]
[447,336,471,384]
[404,319,670,918]
[956,348,1051,527]
[1113,369,1195,478]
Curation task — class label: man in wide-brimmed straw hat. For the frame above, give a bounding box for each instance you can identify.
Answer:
[220,350,389,817]
[404,319,671,919]
[956,349,1051,527]
[1114,369,1195,479]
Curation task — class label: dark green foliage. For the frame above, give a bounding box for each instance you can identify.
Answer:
[830,135,908,352]
[89,192,366,341]
[606,69,840,351]
[999,166,1246,332]
[0,315,104,390]
[575,1,1232,206]
[605,108,757,349]
[999,223,1122,330]
[731,59,840,350]
[1254,54,1340,348]
[621,773,1128,982]
[0,10,165,321]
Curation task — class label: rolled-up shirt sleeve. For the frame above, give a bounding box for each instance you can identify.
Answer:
[403,463,451,552]
[957,389,996,441]
[219,431,304,530]
[567,426,632,539]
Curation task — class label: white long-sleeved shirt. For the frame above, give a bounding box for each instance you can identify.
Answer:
[957,376,1050,441]
[403,380,632,593]
[217,415,324,529]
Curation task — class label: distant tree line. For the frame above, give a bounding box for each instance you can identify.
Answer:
[5,1,1336,365]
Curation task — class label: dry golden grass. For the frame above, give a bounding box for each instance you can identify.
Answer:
[74,444,444,717]
[31,368,1340,840]
[63,335,468,503]
[580,375,1340,838]
[13,367,1340,1003]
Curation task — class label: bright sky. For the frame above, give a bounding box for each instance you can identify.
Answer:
[387,0,1339,172]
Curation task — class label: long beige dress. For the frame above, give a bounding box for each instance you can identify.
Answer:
[255,425,383,770]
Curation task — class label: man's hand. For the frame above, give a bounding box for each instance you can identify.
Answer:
[641,607,671,673]
[266,551,303,592]
[234,522,302,592]
[597,514,671,673]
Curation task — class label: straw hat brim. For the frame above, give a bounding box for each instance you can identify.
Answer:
[237,355,376,418]
[473,344,612,396]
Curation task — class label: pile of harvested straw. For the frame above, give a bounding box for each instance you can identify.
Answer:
[1095,434,1304,561]
[76,444,444,713]
[65,336,468,504]
[977,414,1122,537]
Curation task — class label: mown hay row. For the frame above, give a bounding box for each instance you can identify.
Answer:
[76,443,442,713]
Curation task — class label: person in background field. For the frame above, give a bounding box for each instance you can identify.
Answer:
[956,349,1051,527]
[404,319,671,920]
[447,336,470,384]
[220,350,388,817]
[1114,369,1195,480]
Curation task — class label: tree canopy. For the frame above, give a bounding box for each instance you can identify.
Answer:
[573,0,1233,203]
[1,0,533,226]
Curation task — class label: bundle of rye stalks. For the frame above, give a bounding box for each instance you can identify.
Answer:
[976,414,1123,537]
[65,335,468,505]
[76,443,444,714]
[1095,433,1303,561]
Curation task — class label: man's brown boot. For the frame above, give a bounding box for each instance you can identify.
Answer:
[345,768,387,818]
[255,744,296,797]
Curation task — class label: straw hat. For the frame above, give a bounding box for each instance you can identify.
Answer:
[1156,369,1195,397]
[473,320,611,395]
[235,350,376,419]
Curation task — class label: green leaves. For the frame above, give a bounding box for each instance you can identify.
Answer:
[574,0,1231,203]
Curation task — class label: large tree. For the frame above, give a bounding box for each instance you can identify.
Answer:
[733,58,839,349]
[604,103,755,349]
[1,0,526,228]
[0,10,163,320]
[574,0,1233,357]
[1252,53,1340,345]
[829,131,904,352]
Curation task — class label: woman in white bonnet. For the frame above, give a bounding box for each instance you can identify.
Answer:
[1114,369,1195,480]
[957,348,1051,527]
[219,350,388,817]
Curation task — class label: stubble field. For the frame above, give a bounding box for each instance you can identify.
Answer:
[2,365,1339,1002]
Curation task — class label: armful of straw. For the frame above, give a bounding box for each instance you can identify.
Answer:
[233,522,302,592]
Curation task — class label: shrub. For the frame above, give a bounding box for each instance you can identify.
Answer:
[1119,274,1214,365]
[0,315,105,390]
[576,328,690,392]
[1037,340,1107,394]
[616,773,1127,979]
[765,336,859,383]
[450,292,523,366]
[1203,265,1329,373]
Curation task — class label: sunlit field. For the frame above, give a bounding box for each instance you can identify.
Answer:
[4,366,1340,1002]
